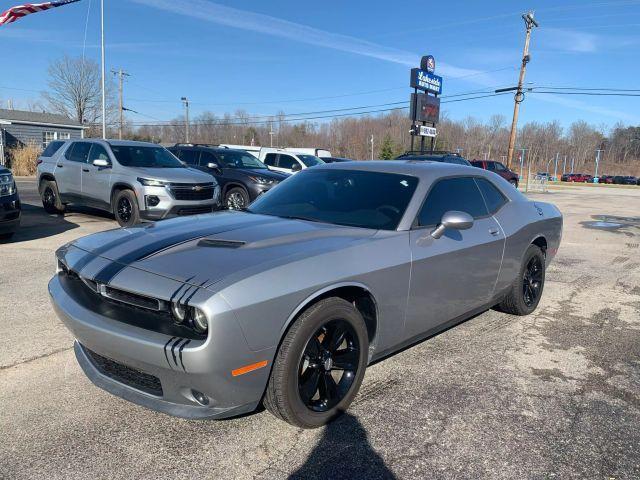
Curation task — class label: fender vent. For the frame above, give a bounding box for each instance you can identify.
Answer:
[197,238,245,248]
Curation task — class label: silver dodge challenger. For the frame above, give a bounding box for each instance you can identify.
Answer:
[49,160,562,428]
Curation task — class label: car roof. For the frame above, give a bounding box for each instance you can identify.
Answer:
[313,159,478,179]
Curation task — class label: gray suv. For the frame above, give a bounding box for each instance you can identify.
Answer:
[37,139,221,227]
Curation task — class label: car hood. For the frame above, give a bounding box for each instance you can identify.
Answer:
[65,212,376,290]
[126,166,214,183]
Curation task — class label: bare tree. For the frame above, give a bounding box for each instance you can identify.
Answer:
[42,55,115,125]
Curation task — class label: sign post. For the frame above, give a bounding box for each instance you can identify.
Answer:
[409,55,442,154]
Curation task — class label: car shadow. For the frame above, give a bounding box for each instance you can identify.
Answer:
[288,412,397,480]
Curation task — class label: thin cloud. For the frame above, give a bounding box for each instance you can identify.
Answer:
[131,0,493,83]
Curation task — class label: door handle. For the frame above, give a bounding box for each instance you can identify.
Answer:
[56,164,64,168]
[489,228,500,236]
[82,168,90,172]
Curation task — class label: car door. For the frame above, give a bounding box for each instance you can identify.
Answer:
[404,176,505,340]
[55,142,90,200]
[81,143,113,209]
[276,154,302,174]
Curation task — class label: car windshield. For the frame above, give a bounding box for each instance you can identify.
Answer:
[110,145,184,168]
[216,150,267,169]
[297,155,325,167]
[248,169,418,230]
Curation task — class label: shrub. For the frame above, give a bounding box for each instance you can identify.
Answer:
[8,142,40,176]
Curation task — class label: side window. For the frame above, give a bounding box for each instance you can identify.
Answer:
[167,148,180,159]
[475,178,508,214]
[263,153,277,167]
[485,162,496,171]
[277,154,297,169]
[64,142,76,160]
[67,142,91,163]
[42,141,64,157]
[88,144,110,163]
[180,149,199,166]
[200,151,217,166]
[417,177,489,227]
[493,162,507,172]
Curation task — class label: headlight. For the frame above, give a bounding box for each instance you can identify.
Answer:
[249,176,277,185]
[171,302,187,323]
[0,173,16,196]
[193,308,208,333]
[137,177,168,187]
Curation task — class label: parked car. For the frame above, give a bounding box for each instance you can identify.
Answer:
[0,167,21,239]
[395,151,472,166]
[321,157,355,163]
[259,148,325,174]
[167,144,289,210]
[562,173,590,183]
[284,147,332,158]
[37,139,220,227]
[613,175,638,185]
[471,160,519,187]
[599,175,614,184]
[50,160,562,428]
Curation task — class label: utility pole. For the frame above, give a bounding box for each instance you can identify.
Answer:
[505,11,539,169]
[595,144,604,180]
[563,155,567,174]
[268,119,275,147]
[370,135,374,160]
[181,97,190,143]
[553,152,559,181]
[112,69,130,140]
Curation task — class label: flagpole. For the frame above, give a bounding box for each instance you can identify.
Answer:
[100,0,106,139]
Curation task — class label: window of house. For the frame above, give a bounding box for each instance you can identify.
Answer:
[42,131,56,148]
[58,132,71,140]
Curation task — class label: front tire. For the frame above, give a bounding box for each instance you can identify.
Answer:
[113,189,140,227]
[41,180,65,214]
[496,244,545,315]
[264,297,369,428]
[225,187,249,210]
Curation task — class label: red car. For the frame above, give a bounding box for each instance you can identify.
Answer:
[561,173,591,183]
[470,160,519,187]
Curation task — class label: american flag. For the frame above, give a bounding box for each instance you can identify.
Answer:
[0,0,80,26]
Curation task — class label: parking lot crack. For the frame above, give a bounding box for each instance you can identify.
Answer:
[0,346,73,371]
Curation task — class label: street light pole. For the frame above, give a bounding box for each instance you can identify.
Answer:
[112,68,129,140]
[370,135,374,160]
[181,97,190,143]
[506,11,539,169]
[100,0,106,139]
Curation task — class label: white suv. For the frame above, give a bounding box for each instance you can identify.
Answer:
[258,148,325,175]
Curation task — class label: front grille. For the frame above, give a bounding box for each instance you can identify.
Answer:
[169,183,214,201]
[84,347,163,396]
[103,285,163,311]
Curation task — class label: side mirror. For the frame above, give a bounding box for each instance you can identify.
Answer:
[431,210,474,239]
[93,158,111,168]
[207,162,220,170]
[291,162,302,172]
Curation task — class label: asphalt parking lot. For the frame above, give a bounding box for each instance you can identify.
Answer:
[1,178,639,479]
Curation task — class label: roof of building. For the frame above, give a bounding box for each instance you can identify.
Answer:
[0,108,82,127]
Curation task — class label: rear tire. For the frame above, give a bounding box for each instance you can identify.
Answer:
[496,244,545,315]
[41,180,65,214]
[113,189,140,227]
[264,297,369,428]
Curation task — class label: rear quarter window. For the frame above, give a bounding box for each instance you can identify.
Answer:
[41,141,64,157]
[475,178,508,213]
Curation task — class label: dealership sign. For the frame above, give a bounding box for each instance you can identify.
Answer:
[410,68,442,94]
[410,93,440,124]
[414,125,437,137]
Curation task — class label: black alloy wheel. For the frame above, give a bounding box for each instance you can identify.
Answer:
[298,319,360,412]
[263,297,369,428]
[117,196,132,224]
[41,180,65,214]
[522,255,543,307]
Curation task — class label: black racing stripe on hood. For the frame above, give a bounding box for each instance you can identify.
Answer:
[91,220,274,285]
[71,228,150,273]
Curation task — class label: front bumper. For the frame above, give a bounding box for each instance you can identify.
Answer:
[48,274,275,419]
[0,192,21,234]
[136,185,222,221]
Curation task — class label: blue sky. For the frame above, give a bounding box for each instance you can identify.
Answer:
[1,0,640,129]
